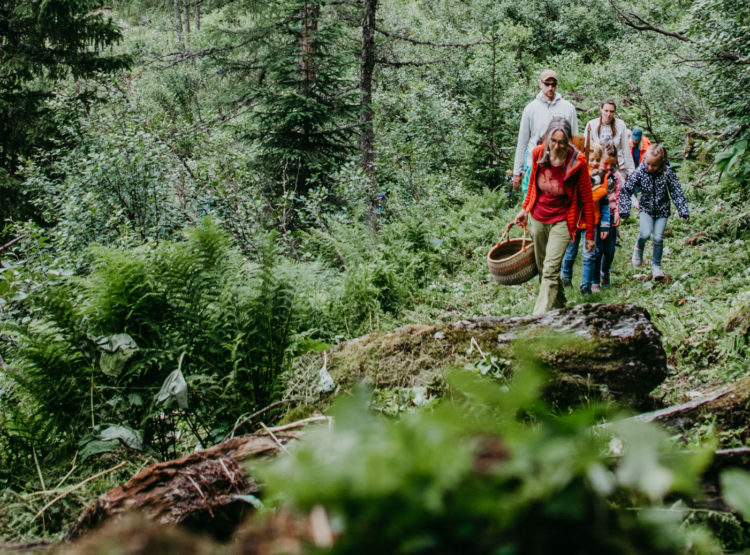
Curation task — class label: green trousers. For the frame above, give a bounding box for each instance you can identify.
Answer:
[529,216,569,315]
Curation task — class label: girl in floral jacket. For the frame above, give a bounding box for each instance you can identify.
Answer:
[619,144,689,280]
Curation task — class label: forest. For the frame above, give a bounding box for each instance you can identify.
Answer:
[1,0,749,552]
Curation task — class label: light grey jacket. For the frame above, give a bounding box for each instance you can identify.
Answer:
[513,92,578,176]
[583,117,636,175]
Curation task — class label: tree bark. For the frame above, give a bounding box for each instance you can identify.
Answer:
[360,0,378,230]
[299,2,319,105]
[174,0,183,48]
[65,432,298,541]
[184,0,191,34]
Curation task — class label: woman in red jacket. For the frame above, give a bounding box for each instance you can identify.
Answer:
[514,118,595,315]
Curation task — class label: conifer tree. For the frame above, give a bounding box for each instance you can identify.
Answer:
[251,1,360,199]
[0,0,129,227]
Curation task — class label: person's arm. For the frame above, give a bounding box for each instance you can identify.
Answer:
[600,202,610,239]
[569,103,579,135]
[665,167,690,221]
[513,107,531,179]
[620,122,636,174]
[618,170,638,219]
[611,172,624,226]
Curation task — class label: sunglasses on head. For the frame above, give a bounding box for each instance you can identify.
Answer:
[542,80,558,87]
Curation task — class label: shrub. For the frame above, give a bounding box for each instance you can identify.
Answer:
[2,219,296,465]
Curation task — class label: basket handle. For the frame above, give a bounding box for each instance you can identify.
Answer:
[500,221,532,251]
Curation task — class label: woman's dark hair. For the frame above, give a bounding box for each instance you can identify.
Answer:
[539,117,572,167]
[599,98,617,139]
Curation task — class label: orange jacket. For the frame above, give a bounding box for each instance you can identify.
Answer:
[522,144,595,238]
[580,185,608,229]
[631,135,652,167]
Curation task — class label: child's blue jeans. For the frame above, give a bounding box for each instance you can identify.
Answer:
[638,212,668,267]
[562,228,597,289]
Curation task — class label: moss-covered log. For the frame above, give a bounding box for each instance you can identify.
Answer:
[324,303,666,409]
[632,377,750,444]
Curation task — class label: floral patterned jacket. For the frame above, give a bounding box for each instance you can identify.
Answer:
[619,162,689,220]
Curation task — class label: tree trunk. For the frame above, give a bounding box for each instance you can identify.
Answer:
[184,0,191,34]
[194,0,201,31]
[65,432,299,541]
[299,2,319,105]
[173,0,183,48]
[360,0,378,230]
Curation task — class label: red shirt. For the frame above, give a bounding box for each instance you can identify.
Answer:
[531,164,568,223]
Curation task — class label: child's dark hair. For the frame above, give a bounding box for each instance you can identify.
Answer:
[601,140,619,168]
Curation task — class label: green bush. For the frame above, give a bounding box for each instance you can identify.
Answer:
[262,351,717,554]
[2,219,296,466]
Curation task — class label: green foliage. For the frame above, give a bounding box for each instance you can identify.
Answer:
[721,469,750,523]
[715,135,750,195]
[2,219,296,470]
[0,0,130,226]
[262,360,717,553]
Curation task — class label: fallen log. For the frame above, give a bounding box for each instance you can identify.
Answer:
[65,431,300,542]
[324,303,666,409]
[630,377,750,444]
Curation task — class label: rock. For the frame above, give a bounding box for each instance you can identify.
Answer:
[325,304,666,409]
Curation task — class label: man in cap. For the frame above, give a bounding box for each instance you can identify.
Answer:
[512,69,579,194]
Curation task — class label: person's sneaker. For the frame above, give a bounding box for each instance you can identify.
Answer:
[580,285,592,296]
[652,265,665,280]
[601,273,611,288]
[561,278,572,288]
[591,284,601,293]
[632,245,643,267]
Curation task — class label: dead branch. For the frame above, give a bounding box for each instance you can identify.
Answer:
[34,462,127,521]
[0,234,26,254]
[375,26,489,48]
[376,58,439,67]
[608,0,692,42]
[222,398,304,442]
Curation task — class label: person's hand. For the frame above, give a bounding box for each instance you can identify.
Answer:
[514,209,528,227]
[512,174,522,190]
[600,231,609,240]
[614,213,620,227]
[585,238,595,252]
[684,217,690,224]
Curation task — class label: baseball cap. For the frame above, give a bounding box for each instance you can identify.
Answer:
[631,127,643,141]
[539,69,558,83]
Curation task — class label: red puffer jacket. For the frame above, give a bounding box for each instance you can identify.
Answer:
[522,144,595,238]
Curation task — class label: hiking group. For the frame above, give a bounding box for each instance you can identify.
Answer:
[511,69,689,316]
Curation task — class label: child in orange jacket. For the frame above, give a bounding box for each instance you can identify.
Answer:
[561,143,610,294]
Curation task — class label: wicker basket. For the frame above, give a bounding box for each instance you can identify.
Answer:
[487,222,538,285]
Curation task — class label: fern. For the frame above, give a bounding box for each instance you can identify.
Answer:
[4,219,299,456]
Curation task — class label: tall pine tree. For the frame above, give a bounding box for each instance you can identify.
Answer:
[251,1,359,198]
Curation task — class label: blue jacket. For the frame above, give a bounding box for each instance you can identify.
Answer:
[619,162,689,220]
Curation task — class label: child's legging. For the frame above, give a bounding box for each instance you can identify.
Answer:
[638,212,668,267]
